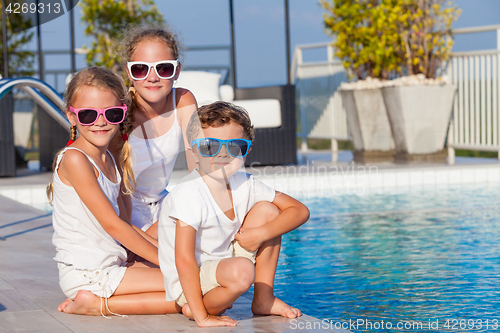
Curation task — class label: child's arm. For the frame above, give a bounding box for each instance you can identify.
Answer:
[175,221,207,322]
[176,88,198,172]
[117,187,132,223]
[175,220,237,327]
[116,182,158,247]
[118,181,159,260]
[59,150,159,264]
[234,191,310,252]
[132,224,158,247]
[110,136,133,225]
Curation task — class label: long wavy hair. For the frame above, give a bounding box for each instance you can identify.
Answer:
[119,24,182,193]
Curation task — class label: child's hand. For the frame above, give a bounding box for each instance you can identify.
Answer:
[126,250,144,263]
[234,226,265,252]
[196,314,238,327]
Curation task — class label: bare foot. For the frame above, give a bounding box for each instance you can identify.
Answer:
[252,295,302,318]
[57,298,73,312]
[182,304,194,319]
[61,290,102,315]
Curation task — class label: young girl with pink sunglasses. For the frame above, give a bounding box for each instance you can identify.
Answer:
[47,67,180,316]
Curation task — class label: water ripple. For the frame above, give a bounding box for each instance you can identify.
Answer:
[274,185,500,332]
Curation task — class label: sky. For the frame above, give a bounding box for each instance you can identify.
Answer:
[17,0,500,90]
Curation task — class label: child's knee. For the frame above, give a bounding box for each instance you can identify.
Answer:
[258,202,280,221]
[227,258,255,292]
[244,202,280,228]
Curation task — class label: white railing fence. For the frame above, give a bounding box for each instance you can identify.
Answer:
[447,24,500,164]
[292,24,500,164]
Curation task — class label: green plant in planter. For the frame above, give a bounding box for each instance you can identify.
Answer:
[321,0,461,80]
[321,0,461,162]
[321,0,404,80]
[392,0,461,79]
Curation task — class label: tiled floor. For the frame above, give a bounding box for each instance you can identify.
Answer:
[0,195,344,333]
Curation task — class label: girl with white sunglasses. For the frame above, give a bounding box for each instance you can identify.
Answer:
[111,25,198,239]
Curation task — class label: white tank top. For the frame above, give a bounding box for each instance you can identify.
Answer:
[129,88,182,204]
[51,147,127,270]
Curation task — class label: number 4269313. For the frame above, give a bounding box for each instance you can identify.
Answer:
[5,1,61,14]
[444,319,499,330]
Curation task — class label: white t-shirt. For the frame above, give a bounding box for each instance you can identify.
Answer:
[158,169,275,301]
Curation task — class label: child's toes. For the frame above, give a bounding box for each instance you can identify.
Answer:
[283,307,299,318]
[57,298,73,312]
[289,307,302,318]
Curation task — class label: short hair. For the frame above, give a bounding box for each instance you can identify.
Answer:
[186,101,255,144]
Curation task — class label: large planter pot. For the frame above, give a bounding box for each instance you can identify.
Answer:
[340,88,395,163]
[381,85,456,163]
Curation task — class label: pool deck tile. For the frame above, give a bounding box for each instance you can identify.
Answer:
[0,195,342,333]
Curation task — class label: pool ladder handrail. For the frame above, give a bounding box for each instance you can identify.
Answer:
[0,77,69,132]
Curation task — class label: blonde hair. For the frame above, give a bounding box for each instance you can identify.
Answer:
[120,90,136,195]
[119,24,182,193]
[186,101,255,144]
[46,67,133,203]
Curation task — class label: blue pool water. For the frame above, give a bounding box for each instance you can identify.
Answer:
[273,185,500,332]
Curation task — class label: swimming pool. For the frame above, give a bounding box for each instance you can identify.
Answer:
[274,184,500,332]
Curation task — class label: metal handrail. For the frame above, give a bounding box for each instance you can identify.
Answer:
[0,77,63,108]
[452,49,500,57]
[452,24,500,35]
[0,77,69,131]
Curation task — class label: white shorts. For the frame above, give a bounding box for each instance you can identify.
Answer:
[175,259,222,307]
[233,240,257,264]
[131,196,164,231]
[174,243,256,307]
[57,262,127,299]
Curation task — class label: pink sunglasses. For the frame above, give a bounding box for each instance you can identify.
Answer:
[69,104,127,126]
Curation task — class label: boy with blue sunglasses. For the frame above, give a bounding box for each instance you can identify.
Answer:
[158,101,310,327]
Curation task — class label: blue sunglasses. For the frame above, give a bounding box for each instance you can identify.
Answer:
[191,138,252,158]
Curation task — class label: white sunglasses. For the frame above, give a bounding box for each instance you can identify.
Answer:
[127,60,178,80]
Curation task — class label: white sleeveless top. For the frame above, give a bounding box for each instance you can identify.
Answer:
[51,147,127,270]
[129,88,182,204]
